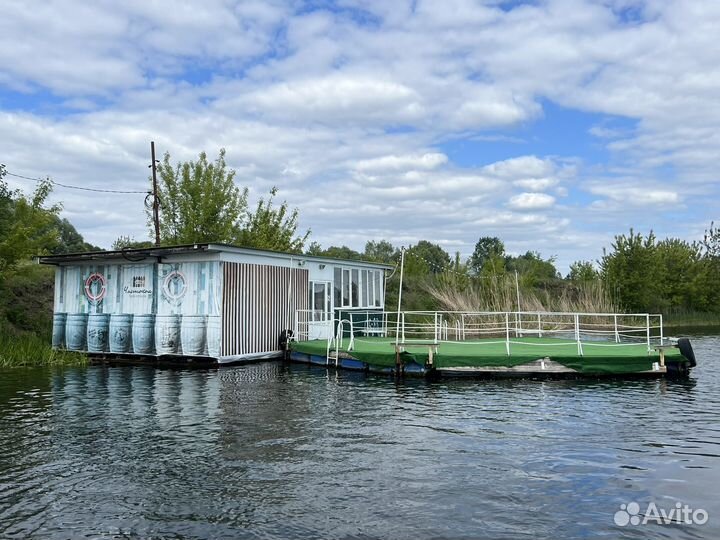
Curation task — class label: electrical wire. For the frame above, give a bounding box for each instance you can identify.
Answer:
[3,170,150,195]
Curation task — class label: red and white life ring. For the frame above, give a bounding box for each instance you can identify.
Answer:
[84,272,107,303]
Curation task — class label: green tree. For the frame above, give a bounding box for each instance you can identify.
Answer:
[568,260,598,282]
[600,229,660,312]
[320,245,363,260]
[0,176,60,274]
[305,241,323,256]
[406,240,450,274]
[0,170,61,335]
[654,238,703,311]
[703,221,720,258]
[364,240,398,264]
[699,222,720,311]
[235,187,310,253]
[112,235,154,250]
[152,149,247,244]
[506,251,559,287]
[50,217,101,254]
[469,236,505,274]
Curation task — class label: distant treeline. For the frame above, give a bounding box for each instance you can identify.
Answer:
[306,228,720,317]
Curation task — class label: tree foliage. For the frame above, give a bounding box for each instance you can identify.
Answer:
[506,251,559,287]
[150,150,310,253]
[318,245,364,260]
[568,260,598,282]
[235,187,310,253]
[112,235,154,250]
[364,240,397,264]
[407,240,451,274]
[600,229,719,313]
[0,173,61,274]
[704,221,720,258]
[0,168,79,337]
[600,230,660,311]
[469,236,505,274]
[152,149,248,244]
[50,217,101,254]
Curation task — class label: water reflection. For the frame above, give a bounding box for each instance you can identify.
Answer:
[0,334,717,539]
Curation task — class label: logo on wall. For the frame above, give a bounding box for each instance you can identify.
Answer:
[84,272,107,304]
[162,269,187,304]
[123,274,153,296]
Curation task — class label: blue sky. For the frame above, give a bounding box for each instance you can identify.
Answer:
[1,0,718,273]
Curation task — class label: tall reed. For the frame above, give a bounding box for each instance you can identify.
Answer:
[425,274,617,314]
[0,331,87,367]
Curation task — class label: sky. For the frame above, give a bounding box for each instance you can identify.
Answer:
[1,0,718,274]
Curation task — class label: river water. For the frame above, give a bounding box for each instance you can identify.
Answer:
[1,334,718,539]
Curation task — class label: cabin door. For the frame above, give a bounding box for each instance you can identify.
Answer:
[308,281,332,340]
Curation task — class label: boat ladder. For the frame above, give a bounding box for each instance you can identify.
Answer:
[326,319,354,366]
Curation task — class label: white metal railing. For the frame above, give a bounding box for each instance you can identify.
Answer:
[295,309,667,357]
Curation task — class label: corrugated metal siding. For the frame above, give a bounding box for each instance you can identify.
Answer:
[222,262,308,356]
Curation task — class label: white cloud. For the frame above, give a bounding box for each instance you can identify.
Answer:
[483,156,556,180]
[588,184,681,207]
[507,192,557,210]
[513,177,559,191]
[354,153,448,173]
[236,75,424,124]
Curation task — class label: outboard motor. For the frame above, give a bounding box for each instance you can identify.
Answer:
[677,337,697,368]
[279,329,294,360]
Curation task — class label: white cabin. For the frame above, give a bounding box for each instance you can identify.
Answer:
[39,244,392,363]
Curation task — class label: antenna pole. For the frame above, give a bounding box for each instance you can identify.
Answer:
[151,141,160,246]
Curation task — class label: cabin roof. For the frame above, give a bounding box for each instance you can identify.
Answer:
[36,242,394,269]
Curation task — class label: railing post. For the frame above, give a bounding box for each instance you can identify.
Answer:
[646,314,651,351]
[614,314,619,343]
[461,313,465,340]
[401,312,406,344]
[505,312,510,356]
[537,313,542,338]
[336,320,343,366]
[575,314,583,356]
[659,314,664,346]
[434,312,438,344]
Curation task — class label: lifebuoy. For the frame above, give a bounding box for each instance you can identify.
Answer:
[84,273,107,303]
[162,270,187,303]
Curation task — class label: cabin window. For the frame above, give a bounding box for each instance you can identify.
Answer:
[351,269,359,307]
[332,267,385,309]
[310,281,331,321]
[334,268,341,307]
[361,270,369,307]
[374,271,382,307]
[342,269,350,306]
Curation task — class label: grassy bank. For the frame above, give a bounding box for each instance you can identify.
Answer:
[0,330,87,368]
[1,263,87,367]
[663,311,720,329]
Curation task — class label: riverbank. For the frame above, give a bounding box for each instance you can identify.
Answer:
[0,331,87,368]
[664,312,720,329]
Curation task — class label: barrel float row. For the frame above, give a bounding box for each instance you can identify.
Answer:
[52,313,221,356]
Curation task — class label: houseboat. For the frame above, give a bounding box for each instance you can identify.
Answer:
[39,244,697,377]
[39,243,391,365]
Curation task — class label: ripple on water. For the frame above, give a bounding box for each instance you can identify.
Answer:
[0,336,719,539]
